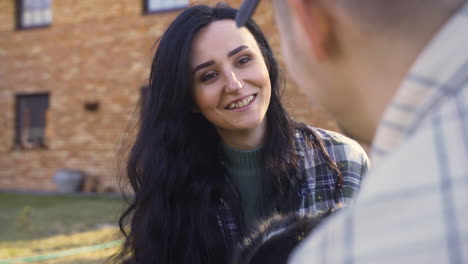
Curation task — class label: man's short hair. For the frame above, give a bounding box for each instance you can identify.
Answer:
[270,0,464,34]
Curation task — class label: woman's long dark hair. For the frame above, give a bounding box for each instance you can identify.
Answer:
[115,4,343,264]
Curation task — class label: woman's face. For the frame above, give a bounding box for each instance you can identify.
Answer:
[191,20,271,145]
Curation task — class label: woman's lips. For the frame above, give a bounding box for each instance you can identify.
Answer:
[225,94,257,110]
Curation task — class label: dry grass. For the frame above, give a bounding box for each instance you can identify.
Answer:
[0,227,122,264]
[0,192,127,264]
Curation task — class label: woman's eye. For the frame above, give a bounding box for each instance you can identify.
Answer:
[237,56,251,66]
[201,72,217,82]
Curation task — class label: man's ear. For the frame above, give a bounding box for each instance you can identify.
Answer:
[286,0,332,60]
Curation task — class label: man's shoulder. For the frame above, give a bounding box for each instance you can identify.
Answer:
[289,124,468,263]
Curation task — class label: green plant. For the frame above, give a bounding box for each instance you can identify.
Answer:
[16,205,33,233]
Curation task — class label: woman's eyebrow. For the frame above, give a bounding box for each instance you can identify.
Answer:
[227,45,249,58]
[192,46,249,75]
[193,60,215,75]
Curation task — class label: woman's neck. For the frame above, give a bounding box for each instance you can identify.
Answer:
[217,119,267,150]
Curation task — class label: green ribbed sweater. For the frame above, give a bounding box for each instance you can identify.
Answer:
[222,143,265,228]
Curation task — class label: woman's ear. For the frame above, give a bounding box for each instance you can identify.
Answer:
[286,0,334,60]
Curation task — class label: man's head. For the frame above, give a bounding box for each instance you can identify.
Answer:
[230,211,333,264]
[237,0,466,143]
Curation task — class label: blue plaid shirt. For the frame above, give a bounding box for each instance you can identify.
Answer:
[290,4,468,264]
[217,127,369,247]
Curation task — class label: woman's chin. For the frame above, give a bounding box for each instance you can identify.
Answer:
[228,118,266,132]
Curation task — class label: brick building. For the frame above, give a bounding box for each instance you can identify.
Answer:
[0,0,339,192]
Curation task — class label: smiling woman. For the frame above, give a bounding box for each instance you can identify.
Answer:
[114,3,369,264]
[191,20,271,150]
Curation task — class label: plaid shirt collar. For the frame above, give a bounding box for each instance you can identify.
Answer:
[371,3,468,163]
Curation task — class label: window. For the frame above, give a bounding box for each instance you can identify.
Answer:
[143,0,189,14]
[15,93,49,148]
[16,0,52,29]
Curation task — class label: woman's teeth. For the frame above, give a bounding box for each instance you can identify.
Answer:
[227,95,255,109]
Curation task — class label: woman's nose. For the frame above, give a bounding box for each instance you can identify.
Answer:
[225,71,243,92]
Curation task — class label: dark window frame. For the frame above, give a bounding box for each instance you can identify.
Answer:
[15,0,52,30]
[14,93,50,149]
[142,0,189,15]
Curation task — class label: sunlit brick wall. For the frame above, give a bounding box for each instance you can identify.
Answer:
[0,0,340,192]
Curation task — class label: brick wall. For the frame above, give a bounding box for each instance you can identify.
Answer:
[0,0,340,192]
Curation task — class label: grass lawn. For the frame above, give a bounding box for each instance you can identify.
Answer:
[0,192,127,264]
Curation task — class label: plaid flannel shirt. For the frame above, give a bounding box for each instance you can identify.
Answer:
[217,127,369,247]
[290,4,468,264]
